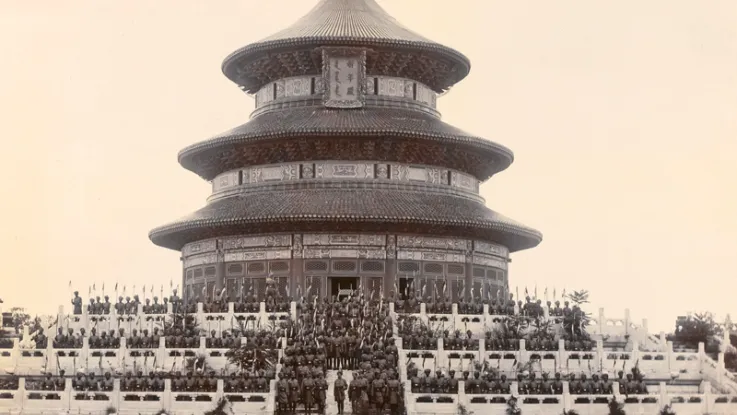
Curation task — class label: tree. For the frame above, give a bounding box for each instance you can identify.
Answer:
[672,312,719,347]
[659,404,675,415]
[10,307,31,335]
[607,396,626,415]
[562,290,592,341]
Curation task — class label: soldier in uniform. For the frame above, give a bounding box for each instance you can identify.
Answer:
[371,372,386,413]
[315,372,327,414]
[288,372,300,414]
[552,372,564,394]
[87,298,96,315]
[71,291,83,315]
[387,372,401,415]
[601,373,613,394]
[101,295,111,314]
[276,373,289,415]
[302,373,315,415]
[115,296,125,315]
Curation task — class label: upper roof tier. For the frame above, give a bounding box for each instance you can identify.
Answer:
[222,0,471,94]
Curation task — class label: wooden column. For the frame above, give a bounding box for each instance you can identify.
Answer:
[291,234,304,301]
[385,235,397,298]
[465,251,473,299]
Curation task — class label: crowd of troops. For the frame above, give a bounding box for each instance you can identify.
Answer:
[71,289,184,315]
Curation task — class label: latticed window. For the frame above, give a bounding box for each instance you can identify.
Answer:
[205,266,216,276]
[472,267,485,278]
[486,268,499,279]
[247,262,266,275]
[332,260,357,273]
[186,269,194,279]
[423,262,443,275]
[269,261,290,274]
[305,276,323,300]
[447,264,465,276]
[398,261,420,273]
[305,260,328,272]
[361,261,384,273]
[193,268,204,278]
[227,263,244,276]
[241,277,258,298]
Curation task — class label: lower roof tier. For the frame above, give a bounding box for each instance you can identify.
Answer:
[149,188,542,252]
[177,107,514,181]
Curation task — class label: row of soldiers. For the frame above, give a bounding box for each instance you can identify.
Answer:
[71,290,183,315]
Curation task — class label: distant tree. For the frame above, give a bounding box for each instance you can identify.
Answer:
[672,312,720,348]
[10,307,31,335]
[562,290,592,341]
[607,396,626,415]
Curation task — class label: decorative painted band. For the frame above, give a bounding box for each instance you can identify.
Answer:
[181,233,510,267]
[253,74,437,110]
[211,160,480,197]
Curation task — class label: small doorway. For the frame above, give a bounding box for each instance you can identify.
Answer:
[330,277,359,302]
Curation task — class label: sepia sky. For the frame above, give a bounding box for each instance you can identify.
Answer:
[1,0,735,334]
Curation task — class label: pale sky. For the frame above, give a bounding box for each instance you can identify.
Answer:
[1,0,735,334]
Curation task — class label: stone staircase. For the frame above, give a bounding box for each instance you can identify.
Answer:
[325,369,354,415]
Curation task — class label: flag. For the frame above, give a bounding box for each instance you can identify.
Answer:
[544,287,548,302]
[553,288,556,300]
[562,289,567,299]
[68,281,72,289]
[524,287,529,297]
[534,285,538,299]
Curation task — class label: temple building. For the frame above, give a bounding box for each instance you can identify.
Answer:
[149,0,542,304]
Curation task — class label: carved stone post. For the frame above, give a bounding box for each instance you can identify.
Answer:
[386,235,397,298]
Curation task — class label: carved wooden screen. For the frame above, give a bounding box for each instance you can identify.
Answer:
[305,276,323,300]
[206,281,216,303]
[450,279,464,303]
[226,278,237,301]
[274,277,289,298]
[366,277,383,300]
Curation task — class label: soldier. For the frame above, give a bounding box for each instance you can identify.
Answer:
[87,298,96,315]
[372,372,386,413]
[288,372,300,414]
[71,291,83,315]
[540,372,552,395]
[142,298,152,314]
[102,295,111,314]
[151,296,160,314]
[601,373,613,394]
[43,373,55,391]
[552,372,564,394]
[172,372,185,392]
[384,372,400,415]
[55,370,66,391]
[161,296,169,314]
[89,328,99,349]
[498,374,510,393]
[115,296,125,315]
[315,372,328,414]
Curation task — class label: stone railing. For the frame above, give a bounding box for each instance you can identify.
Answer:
[390,303,660,349]
[0,377,275,415]
[407,380,737,415]
[53,301,294,337]
[396,338,705,380]
[0,334,286,376]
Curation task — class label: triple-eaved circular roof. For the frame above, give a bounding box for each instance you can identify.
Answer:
[222,0,471,93]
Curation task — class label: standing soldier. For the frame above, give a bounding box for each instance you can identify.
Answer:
[302,373,315,415]
[288,372,300,415]
[276,373,289,415]
[315,372,327,414]
[102,296,111,314]
[387,372,401,415]
[71,291,83,315]
[334,371,347,415]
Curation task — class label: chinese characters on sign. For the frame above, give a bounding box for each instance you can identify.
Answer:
[323,49,365,108]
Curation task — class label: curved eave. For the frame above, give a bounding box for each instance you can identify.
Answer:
[222,38,470,93]
[177,107,514,181]
[149,190,542,253]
